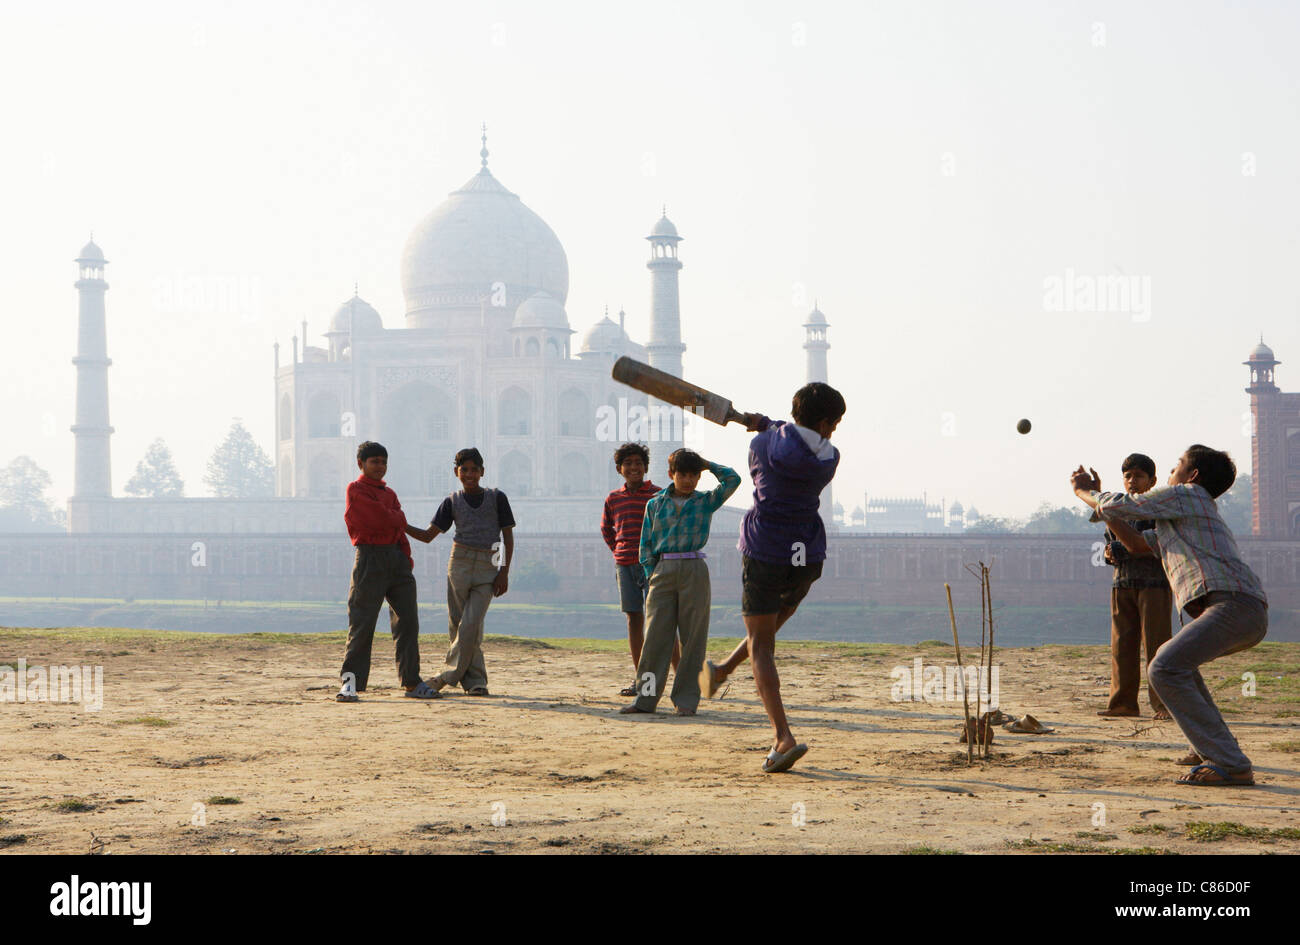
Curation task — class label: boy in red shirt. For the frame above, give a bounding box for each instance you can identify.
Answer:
[337,441,438,702]
[600,442,677,696]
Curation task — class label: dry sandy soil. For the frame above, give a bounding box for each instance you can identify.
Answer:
[2,628,1298,855]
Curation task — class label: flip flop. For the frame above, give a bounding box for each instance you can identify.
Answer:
[619,684,638,697]
[699,660,721,699]
[1176,763,1254,787]
[762,743,809,774]
[335,690,359,703]
[404,681,441,699]
[467,686,490,697]
[1005,714,1054,734]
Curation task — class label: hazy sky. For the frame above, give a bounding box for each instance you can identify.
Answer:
[3,0,1297,519]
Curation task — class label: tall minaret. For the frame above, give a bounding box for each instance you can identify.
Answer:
[70,239,114,531]
[1245,337,1281,537]
[803,304,835,532]
[646,209,686,483]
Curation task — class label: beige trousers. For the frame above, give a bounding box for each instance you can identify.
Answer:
[437,544,498,690]
[633,558,711,713]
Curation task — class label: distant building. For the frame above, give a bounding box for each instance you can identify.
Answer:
[1246,338,1300,536]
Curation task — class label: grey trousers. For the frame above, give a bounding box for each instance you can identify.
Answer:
[342,544,421,691]
[1148,590,1268,774]
[436,544,498,690]
[633,558,710,713]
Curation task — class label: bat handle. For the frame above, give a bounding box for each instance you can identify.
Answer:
[728,409,765,431]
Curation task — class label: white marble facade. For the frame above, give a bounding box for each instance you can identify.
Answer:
[276,141,667,507]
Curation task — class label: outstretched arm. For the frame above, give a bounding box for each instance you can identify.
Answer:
[1104,515,1156,558]
[405,522,444,544]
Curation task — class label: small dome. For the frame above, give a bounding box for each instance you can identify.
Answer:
[511,290,571,330]
[950,501,964,514]
[580,315,629,353]
[650,214,679,238]
[76,239,106,263]
[804,306,828,326]
[1248,339,1276,362]
[329,293,383,335]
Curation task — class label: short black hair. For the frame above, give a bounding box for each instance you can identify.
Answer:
[1121,453,1156,478]
[1185,444,1236,499]
[454,448,485,470]
[614,442,650,469]
[667,448,705,475]
[357,441,387,463]
[791,382,846,429]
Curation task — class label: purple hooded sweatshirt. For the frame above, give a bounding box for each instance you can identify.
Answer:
[738,418,840,565]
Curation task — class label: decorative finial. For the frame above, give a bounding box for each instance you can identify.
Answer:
[604,304,609,318]
[480,123,489,169]
[661,204,667,218]
[354,281,359,297]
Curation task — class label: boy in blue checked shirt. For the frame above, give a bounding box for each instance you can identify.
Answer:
[619,448,740,716]
[1071,445,1267,788]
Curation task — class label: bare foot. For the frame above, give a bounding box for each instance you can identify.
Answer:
[619,703,652,715]
[675,706,696,716]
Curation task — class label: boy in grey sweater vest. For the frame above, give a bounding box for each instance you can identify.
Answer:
[407,448,516,695]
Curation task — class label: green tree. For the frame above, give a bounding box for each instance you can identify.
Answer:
[1217,473,1252,536]
[1021,502,1093,534]
[0,455,61,531]
[512,559,561,592]
[125,438,185,497]
[204,420,274,498]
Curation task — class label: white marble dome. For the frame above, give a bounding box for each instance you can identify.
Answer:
[511,290,570,330]
[328,293,383,334]
[401,166,569,320]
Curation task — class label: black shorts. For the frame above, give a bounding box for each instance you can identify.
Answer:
[741,555,824,616]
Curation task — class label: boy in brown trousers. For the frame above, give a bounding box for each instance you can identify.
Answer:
[1093,452,1173,719]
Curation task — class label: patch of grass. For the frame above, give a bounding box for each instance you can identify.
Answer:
[0,834,28,847]
[205,796,241,806]
[902,844,963,855]
[1128,824,1171,835]
[52,798,94,813]
[115,716,175,727]
[1006,838,1103,853]
[1269,740,1300,753]
[1074,831,1118,841]
[1183,822,1300,843]
[1007,837,1174,854]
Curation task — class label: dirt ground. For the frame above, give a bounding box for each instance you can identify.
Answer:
[1,628,1298,855]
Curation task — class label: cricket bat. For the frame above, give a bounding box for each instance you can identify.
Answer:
[610,356,761,429]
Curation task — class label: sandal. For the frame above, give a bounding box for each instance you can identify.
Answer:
[1175,763,1254,787]
[619,684,638,697]
[404,681,441,700]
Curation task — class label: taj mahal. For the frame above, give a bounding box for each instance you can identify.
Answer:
[65,132,844,536]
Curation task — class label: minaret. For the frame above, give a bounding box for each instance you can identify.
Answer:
[803,304,834,532]
[69,238,114,532]
[646,209,686,483]
[1245,337,1281,537]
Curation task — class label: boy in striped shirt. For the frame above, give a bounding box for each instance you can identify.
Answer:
[601,442,677,696]
[1071,445,1267,787]
[619,448,741,716]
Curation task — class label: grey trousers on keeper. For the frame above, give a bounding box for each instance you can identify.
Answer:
[436,544,498,691]
[1148,590,1268,775]
[342,544,421,691]
[633,558,710,713]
